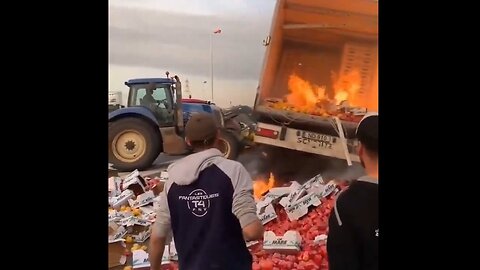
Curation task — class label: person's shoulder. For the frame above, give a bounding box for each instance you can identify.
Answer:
[335,181,368,204]
[215,157,245,172]
[349,179,378,193]
[214,157,252,185]
[335,179,377,209]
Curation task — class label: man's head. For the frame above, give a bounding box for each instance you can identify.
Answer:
[356,113,378,169]
[146,83,156,94]
[185,112,219,151]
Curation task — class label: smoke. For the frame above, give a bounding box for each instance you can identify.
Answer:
[237,146,271,180]
[237,146,365,184]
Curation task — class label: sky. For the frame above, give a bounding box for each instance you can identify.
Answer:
[109,0,277,107]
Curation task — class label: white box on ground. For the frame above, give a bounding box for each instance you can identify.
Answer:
[124,169,140,183]
[112,189,135,209]
[134,217,152,227]
[289,175,324,203]
[132,249,151,269]
[263,230,302,254]
[117,211,133,219]
[302,174,325,190]
[257,203,277,225]
[281,182,308,207]
[108,209,125,223]
[109,177,123,197]
[140,206,156,221]
[321,181,338,198]
[265,186,295,198]
[258,184,300,208]
[280,175,325,209]
[133,226,152,243]
[123,169,148,193]
[314,234,328,245]
[285,192,322,221]
[108,225,127,243]
[140,206,155,215]
[129,190,155,208]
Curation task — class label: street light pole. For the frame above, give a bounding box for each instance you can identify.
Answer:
[210,33,214,102]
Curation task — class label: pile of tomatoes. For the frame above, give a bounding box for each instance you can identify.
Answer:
[248,194,338,270]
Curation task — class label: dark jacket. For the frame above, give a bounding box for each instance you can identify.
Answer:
[327,176,378,270]
[153,149,258,270]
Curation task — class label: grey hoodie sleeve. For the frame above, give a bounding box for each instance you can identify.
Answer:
[231,164,259,228]
[152,184,172,238]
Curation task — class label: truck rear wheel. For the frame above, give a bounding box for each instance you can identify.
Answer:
[109,118,162,171]
[217,131,240,160]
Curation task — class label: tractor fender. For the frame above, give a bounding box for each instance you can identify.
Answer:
[108,107,159,127]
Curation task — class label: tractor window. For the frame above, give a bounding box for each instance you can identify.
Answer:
[129,84,174,126]
[133,86,169,108]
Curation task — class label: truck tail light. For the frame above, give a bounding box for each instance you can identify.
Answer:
[255,127,279,139]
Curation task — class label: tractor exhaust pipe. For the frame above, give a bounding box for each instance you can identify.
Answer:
[173,75,184,133]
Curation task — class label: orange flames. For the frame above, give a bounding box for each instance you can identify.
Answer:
[331,70,362,107]
[268,69,372,120]
[253,172,276,199]
[286,74,327,110]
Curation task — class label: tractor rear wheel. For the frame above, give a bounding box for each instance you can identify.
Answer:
[108,118,162,171]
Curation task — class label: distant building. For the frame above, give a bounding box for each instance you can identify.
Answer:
[109,91,122,105]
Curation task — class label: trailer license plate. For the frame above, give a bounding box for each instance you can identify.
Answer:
[296,131,334,149]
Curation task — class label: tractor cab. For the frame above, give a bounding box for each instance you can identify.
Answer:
[125,78,177,127]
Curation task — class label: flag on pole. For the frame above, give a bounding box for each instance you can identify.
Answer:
[213,28,222,34]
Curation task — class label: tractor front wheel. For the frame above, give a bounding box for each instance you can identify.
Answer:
[108,118,162,171]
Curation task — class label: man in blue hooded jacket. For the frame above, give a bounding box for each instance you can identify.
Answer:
[149,112,263,270]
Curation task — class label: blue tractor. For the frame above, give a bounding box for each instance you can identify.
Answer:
[108,74,241,171]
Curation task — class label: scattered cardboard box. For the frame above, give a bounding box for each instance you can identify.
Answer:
[278,175,326,208]
[132,249,151,269]
[132,226,152,243]
[112,189,135,210]
[263,230,302,254]
[128,190,155,208]
[109,209,125,223]
[109,177,123,197]
[123,170,149,196]
[140,206,155,215]
[314,234,328,245]
[259,183,301,208]
[285,192,322,221]
[109,223,127,243]
[321,181,337,198]
[120,216,135,227]
[257,203,277,225]
[120,216,151,228]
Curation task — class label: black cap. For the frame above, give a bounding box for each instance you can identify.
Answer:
[356,113,378,152]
